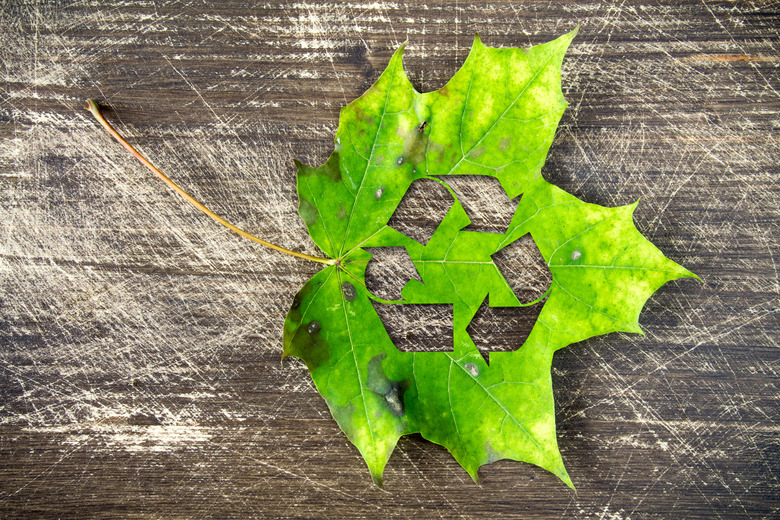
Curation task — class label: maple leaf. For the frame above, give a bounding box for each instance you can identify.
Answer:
[85,27,696,490]
[284,28,697,488]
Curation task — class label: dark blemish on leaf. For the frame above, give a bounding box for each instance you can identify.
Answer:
[284,282,330,371]
[464,362,479,377]
[289,323,328,369]
[375,155,384,165]
[429,141,446,163]
[320,152,342,182]
[298,199,318,226]
[470,146,486,159]
[384,386,404,417]
[396,124,431,166]
[330,401,358,439]
[288,282,315,316]
[367,354,392,395]
[337,204,348,220]
[342,281,357,302]
[366,353,406,417]
[484,439,501,464]
[498,136,512,152]
[418,121,428,133]
[571,250,582,261]
[296,152,341,183]
[355,106,375,127]
[375,186,384,199]
[307,320,321,334]
[294,159,313,178]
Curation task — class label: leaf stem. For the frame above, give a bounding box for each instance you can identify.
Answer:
[85,99,335,266]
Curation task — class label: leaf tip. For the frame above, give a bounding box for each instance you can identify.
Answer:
[292,158,309,175]
[683,268,702,282]
[553,463,575,490]
[467,465,480,484]
[392,40,407,60]
[625,318,644,335]
[561,25,580,45]
[387,40,414,90]
[370,470,385,490]
[668,263,701,283]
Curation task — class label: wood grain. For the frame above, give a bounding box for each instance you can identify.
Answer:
[1,1,778,518]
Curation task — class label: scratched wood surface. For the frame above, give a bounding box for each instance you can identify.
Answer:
[1,1,778,518]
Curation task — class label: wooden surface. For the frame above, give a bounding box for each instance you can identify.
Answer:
[1,1,778,518]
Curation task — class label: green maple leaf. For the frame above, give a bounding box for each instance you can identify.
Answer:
[284,28,696,488]
[85,26,696,490]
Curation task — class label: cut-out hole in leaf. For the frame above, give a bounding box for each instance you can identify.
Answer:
[493,233,552,304]
[364,247,421,301]
[438,175,519,234]
[467,296,547,364]
[371,302,453,352]
[387,178,453,245]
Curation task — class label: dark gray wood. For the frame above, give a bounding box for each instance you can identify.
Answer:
[1,1,778,518]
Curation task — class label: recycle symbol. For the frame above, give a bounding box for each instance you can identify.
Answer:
[364,174,553,364]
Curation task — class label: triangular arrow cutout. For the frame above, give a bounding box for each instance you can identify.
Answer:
[467,232,552,364]
[466,296,548,365]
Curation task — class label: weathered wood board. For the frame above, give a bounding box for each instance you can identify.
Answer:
[1,1,778,518]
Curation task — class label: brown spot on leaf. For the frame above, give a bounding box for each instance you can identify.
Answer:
[298,199,318,226]
[469,146,486,159]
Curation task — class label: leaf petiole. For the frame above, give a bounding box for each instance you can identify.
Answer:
[85,99,336,266]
